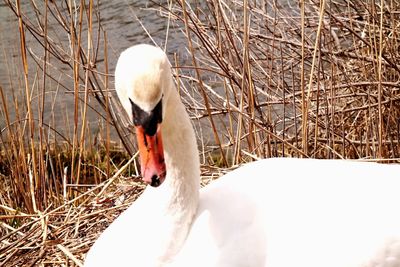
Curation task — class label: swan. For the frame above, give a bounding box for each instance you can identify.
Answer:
[84,44,400,267]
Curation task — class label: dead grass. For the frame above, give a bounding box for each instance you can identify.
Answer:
[165,0,400,161]
[1,175,144,267]
[1,0,400,266]
[0,162,224,267]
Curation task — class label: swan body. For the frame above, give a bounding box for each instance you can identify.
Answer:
[84,44,400,267]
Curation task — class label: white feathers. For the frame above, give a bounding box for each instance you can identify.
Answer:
[85,44,400,267]
[115,44,171,116]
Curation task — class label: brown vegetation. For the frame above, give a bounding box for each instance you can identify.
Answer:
[1,0,399,266]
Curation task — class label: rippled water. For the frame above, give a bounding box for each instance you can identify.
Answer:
[0,1,187,138]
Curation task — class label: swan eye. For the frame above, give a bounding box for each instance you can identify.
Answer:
[129,98,163,136]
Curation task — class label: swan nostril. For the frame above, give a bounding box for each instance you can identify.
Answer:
[150,175,161,187]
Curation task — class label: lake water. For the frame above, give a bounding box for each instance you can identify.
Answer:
[0,0,188,141]
[0,0,298,152]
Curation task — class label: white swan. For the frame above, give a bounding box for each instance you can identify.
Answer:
[84,44,400,267]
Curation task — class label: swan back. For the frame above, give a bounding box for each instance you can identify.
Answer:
[86,44,400,267]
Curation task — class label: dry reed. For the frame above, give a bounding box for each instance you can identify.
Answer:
[1,0,399,266]
[165,0,400,162]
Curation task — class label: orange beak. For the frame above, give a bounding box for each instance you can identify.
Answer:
[135,124,166,187]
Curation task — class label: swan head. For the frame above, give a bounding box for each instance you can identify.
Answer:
[115,44,173,187]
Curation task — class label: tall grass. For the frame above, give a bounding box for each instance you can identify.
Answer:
[166,0,400,163]
[0,0,399,265]
[0,0,137,214]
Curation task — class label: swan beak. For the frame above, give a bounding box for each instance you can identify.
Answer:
[135,125,166,187]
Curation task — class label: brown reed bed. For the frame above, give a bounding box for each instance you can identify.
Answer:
[166,0,400,162]
[1,0,400,266]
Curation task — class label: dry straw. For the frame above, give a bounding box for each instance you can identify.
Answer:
[1,0,400,265]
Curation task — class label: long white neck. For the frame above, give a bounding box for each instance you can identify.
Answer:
[164,88,200,210]
[140,83,200,263]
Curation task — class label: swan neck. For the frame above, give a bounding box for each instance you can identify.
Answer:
[162,88,200,208]
[144,84,200,263]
